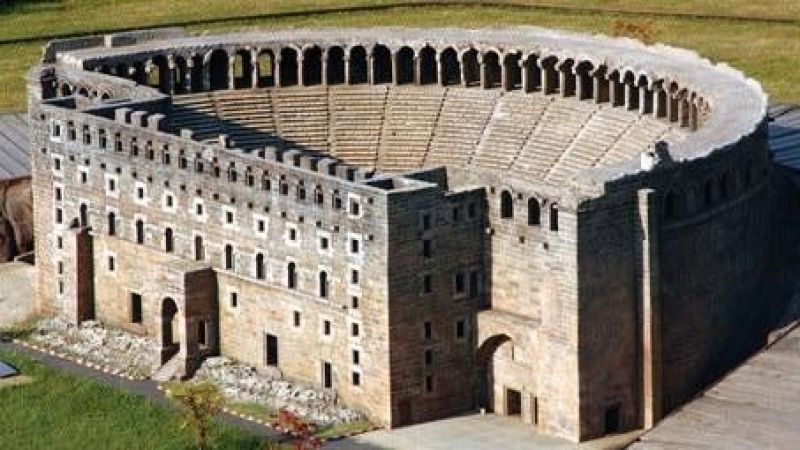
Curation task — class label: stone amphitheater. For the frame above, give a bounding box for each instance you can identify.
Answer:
[28,27,773,442]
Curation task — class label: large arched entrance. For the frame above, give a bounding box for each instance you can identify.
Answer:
[476,334,511,413]
[161,297,179,362]
[476,332,536,424]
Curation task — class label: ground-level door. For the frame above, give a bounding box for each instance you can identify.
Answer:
[264,333,278,367]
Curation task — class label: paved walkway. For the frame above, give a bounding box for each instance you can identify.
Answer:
[0,340,285,442]
[327,413,641,450]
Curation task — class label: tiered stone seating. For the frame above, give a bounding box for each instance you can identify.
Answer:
[599,115,682,166]
[513,98,597,178]
[329,85,389,169]
[212,89,280,149]
[170,93,222,143]
[545,106,638,184]
[471,92,550,170]
[425,88,499,168]
[273,86,330,152]
[377,86,445,173]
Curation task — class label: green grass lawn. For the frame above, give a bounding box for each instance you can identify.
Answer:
[0,350,268,450]
[0,1,797,111]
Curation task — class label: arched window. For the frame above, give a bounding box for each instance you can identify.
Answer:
[462,49,480,87]
[194,235,204,261]
[233,49,253,89]
[287,262,297,289]
[257,50,275,87]
[107,212,116,236]
[527,198,540,226]
[559,60,576,97]
[302,46,322,86]
[209,49,229,91]
[255,253,266,280]
[419,46,437,85]
[500,191,513,219]
[279,47,298,87]
[349,46,368,84]
[549,204,559,232]
[483,51,501,89]
[372,45,392,84]
[225,244,234,271]
[135,220,145,244]
[326,47,345,85]
[79,204,89,227]
[319,271,328,298]
[440,48,460,86]
[396,47,414,85]
[503,53,521,91]
[165,227,174,253]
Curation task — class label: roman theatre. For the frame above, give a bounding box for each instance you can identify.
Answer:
[27,27,771,442]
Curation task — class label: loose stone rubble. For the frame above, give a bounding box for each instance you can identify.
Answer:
[27,317,160,378]
[195,356,368,426]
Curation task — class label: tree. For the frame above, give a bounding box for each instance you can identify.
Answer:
[167,381,224,450]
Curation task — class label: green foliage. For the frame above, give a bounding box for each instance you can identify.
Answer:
[0,350,266,449]
[166,381,226,450]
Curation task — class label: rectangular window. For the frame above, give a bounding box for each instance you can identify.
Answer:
[351,269,359,285]
[423,240,432,258]
[54,187,62,201]
[352,371,361,387]
[351,323,360,337]
[349,198,361,217]
[230,292,238,308]
[352,349,360,365]
[425,375,433,393]
[55,208,63,224]
[422,213,431,230]
[424,321,432,340]
[350,238,360,254]
[452,206,460,222]
[320,237,329,250]
[323,320,332,336]
[107,255,115,272]
[351,296,359,309]
[322,361,333,389]
[130,293,143,324]
[423,275,432,294]
[265,333,279,367]
[425,349,433,366]
[293,311,301,327]
[455,273,465,295]
[456,320,466,339]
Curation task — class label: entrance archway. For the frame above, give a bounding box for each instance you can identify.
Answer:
[161,297,179,362]
[476,333,512,413]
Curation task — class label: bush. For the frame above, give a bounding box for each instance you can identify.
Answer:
[167,381,225,450]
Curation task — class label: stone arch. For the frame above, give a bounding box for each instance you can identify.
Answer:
[208,49,229,91]
[575,61,594,100]
[279,47,299,87]
[349,45,368,84]
[503,52,521,91]
[372,44,392,84]
[161,297,179,360]
[395,46,415,85]
[437,47,458,86]
[419,45,437,85]
[476,333,513,413]
[257,49,276,87]
[302,45,323,86]
[527,198,541,226]
[190,54,204,92]
[233,49,253,89]
[482,50,501,89]
[540,56,558,94]
[500,190,513,219]
[326,46,345,85]
[462,48,480,87]
[77,87,89,97]
[149,54,170,93]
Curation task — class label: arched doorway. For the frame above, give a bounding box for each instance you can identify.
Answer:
[161,297,179,362]
[476,334,512,413]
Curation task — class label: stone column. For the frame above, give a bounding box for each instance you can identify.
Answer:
[413,56,421,85]
[228,56,236,90]
[438,55,446,86]
[479,58,487,89]
[575,72,585,100]
[185,59,194,93]
[393,52,401,85]
[625,83,636,110]
[344,57,350,84]
[637,188,662,430]
[298,57,305,86]
[166,56,176,95]
[202,56,211,91]
[251,49,259,88]
[639,86,648,115]
[275,56,282,87]
[559,70,568,96]
[321,55,329,85]
[501,61,508,91]
[540,64,550,94]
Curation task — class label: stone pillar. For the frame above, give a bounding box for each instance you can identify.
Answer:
[202,57,211,91]
[275,56,282,87]
[625,83,635,110]
[639,86,648,115]
[228,56,235,90]
[367,55,374,85]
[575,72,585,100]
[413,56,421,85]
[392,52,401,86]
[185,60,194,93]
[559,70,567,96]
[438,55,446,86]
[501,62,508,91]
[251,49,259,88]
[166,56,176,95]
[480,60,487,89]
[636,188,662,430]
[322,55,329,85]
[344,57,350,85]
[540,64,550,94]
[298,57,305,86]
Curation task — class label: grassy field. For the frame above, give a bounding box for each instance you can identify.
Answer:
[0,350,269,449]
[0,1,797,110]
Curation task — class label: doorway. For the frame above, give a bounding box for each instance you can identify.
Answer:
[265,333,278,367]
[604,404,621,434]
[160,297,179,363]
[506,388,522,417]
